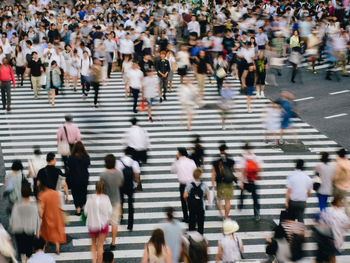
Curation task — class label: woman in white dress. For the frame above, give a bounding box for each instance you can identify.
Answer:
[121,55,133,97]
[166,50,177,93]
[70,49,80,92]
[63,44,72,89]
[179,78,200,131]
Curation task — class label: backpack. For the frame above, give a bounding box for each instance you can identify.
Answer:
[120,160,134,193]
[245,158,259,182]
[219,160,237,184]
[188,235,207,263]
[188,182,204,209]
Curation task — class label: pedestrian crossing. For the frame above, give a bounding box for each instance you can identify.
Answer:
[0,71,348,262]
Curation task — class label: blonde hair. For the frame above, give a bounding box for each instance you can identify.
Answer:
[193,168,203,180]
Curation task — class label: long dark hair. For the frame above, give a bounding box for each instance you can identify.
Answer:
[71,141,89,159]
[149,229,166,257]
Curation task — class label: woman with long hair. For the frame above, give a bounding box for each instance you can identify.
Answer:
[84,181,112,263]
[70,49,80,92]
[289,29,303,83]
[62,44,72,89]
[15,45,26,87]
[141,229,172,263]
[66,141,90,215]
[46,60,61,106]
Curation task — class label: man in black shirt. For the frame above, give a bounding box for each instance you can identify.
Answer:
[139,54,154,76]
[194,50,213,97]
[155,51,170,100]
[48,23,60,44]
[211,143,236,219]
[25,52,44,99]
[36,152,68,202]
[134,35,144,63]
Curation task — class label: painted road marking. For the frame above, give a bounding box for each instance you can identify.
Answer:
[330,90,350,95]
[294,97,314,102]
[324,113,348,119]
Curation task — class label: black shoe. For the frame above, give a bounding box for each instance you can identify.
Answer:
[133,109,138,113]
[127,226,133,231]
[2,105,5,110]
[291,79,295,83]
[110,244,116,250]
[163,96,167,101]
[325,76,332,80]
[6,106,11,112]
[182,219,189,223]
[277,72,282,76]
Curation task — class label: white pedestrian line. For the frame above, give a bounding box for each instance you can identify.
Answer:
[294,96,314,102]
[324,113,348,119]
[329,90,350,95]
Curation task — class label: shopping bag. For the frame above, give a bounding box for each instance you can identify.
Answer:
[40,74,46,86]
[139,99,146,111]
[208,190,215,208]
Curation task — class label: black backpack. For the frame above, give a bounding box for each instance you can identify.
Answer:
[219,160,237,184]
[120,160,134,193]
[188,182,204,209]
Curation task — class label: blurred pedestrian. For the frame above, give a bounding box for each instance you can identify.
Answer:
[263,101,282,145]
[3,160,23,214]
[155,51,170,101]
[255,51,268,98]
[90,58,102,108]
[66,141,91,216]
[10,182,40,263]
[285,159,312,223]
[27,146,46,195]
[179,78,200,131]
[194,50,213,97]
[190,135,205,168]
[125,60,143,113]
[84,181,112,263]
[142,69,162,122]
[176,45,190,84]
[215,219,243,263]
[171,147,196,223]
[315,152,335,211]
[141,229,172,263]
[100,154,123,250]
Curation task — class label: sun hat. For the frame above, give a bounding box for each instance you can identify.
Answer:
[223,219,239,235]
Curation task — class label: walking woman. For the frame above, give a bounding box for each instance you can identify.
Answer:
[15,45,26,87]
[166,50,177,93]
[84,181,112,263]
[70,49,80,91]
[3,160,23,214]
[66,141,90,216]
[255,51,268,98]
[141,229,172,263]
[46,60,61,106]
[176,45,190,84]
[90,58,102,108]
[315,152,335,211]
[214,53,228,95]
[62,44,72,89]
[179,78,200,131]
[38,184,66,254]
[241,62,256,113]
[289,30,303,83]
[10,182,40,263]
[215,219,244,263]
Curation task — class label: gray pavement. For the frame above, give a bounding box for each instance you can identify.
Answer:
[266,66,350,150]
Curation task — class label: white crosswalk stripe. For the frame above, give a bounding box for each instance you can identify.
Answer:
[0,71,347,262]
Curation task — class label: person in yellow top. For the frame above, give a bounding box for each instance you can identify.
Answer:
[289,30,303,83]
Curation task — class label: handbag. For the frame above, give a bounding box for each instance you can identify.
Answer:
[313,172,322,192]
[216,67,227,79]
[139,99,146,111]
[40,74,46,86]
[57,126,71,156]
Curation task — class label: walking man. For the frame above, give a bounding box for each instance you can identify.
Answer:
[125,60,143,113]
[117,147,141,231]
[212,143,236,219]
[100,154,123,250]
[25,52,44,99]
[285,159,312,223]
[171,147,196,223]
[194,50,213,97]
[238,143,263,221]
[0,58,16,111]
[155,51,170,101]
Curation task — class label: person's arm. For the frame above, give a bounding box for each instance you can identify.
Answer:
[57,67,61,75]
[10,66,15,88]
[215,242,222,263]
[241,70,248,88]
[183,189,188,201]
[206,63,214,75]
[141,244,149,263]
[165,246,172,263]
[285,188,291,209]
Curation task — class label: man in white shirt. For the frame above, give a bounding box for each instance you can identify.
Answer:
[171,147,196,223]
[187,15,200,38]
[125,60,143,113]
[80,51,92,96]
[124,14,136,29]
[285,159,312,223]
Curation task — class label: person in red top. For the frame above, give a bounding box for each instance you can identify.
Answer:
[0,58,16,111]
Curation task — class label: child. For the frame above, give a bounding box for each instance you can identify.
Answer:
[183,168,209,234]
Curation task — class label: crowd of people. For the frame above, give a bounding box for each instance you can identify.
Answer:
[0,0,350,262]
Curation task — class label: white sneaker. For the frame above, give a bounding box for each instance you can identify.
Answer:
[248,108,252,113]
[261,91,265,98]
[255,93,260,98]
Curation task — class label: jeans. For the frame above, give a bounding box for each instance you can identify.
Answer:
[91,81,100,105]
[239,182,260,217]
[121,190,134,230]
[81,75,90,95]
[107,52,114,78]
[317,194,329,211]
[130,87,140,112]
[217,77,224,94]
[179,184,189,222]
[288,200,306,223]
[1,81,11,107]
[188,206,204,234]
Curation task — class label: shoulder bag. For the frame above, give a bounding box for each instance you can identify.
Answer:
[58,125,71,156]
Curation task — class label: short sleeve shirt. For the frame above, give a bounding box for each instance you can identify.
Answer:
[37,165,64,190]
[100,170,124,204]
[212,156,235,183]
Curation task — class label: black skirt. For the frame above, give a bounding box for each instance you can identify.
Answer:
[178,66,187,76]
[15,233,34,257]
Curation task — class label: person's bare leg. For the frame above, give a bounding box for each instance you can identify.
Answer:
[147,106,152,119]
[91,236,97,263]
[51,89,55,106]
[97,234,107,263]
[224,199,231,219]
[217,196,224,217]
[187,113,193,130]
[55,242,60,255]
[111,225,118,246]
